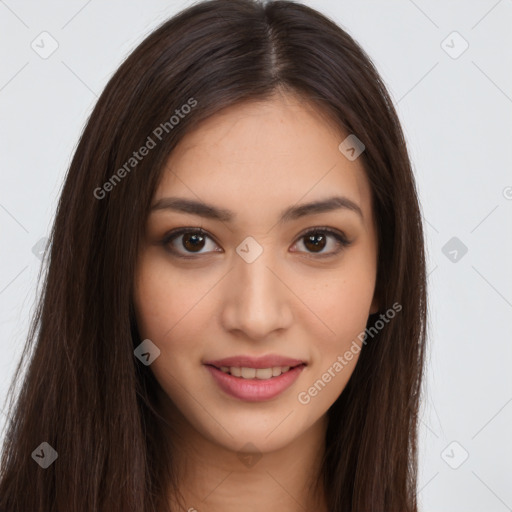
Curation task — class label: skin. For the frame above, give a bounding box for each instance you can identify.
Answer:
[133,88,379,512]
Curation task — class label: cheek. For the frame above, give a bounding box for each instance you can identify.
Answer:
[132,254,218,389]
[133,266,171,342]
[133,252,208,341]
[301,260,376,403]
[310,269,375,341]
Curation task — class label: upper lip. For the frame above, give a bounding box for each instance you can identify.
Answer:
[204,355,307,369]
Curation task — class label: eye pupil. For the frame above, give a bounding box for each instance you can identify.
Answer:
[183,233,205,252]
[304,232,326,253]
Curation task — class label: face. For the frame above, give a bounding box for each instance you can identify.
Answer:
[133,91,379,455]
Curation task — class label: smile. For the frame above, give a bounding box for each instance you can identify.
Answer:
[204,362,306,402]
[217,365,297,379]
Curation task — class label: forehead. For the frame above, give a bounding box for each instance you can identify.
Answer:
[155,93,373,228]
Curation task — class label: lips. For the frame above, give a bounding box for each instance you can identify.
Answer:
[205,364,305,401]
[203,355,306,369]
[203,354,307,402]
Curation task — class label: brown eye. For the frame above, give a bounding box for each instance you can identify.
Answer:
[182,232,206,252]
[162,226,350,259]
[292,228,350,257]
[162,228,221,257]
[303,232,328,253]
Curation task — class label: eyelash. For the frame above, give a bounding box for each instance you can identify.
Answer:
[160,226,351,259]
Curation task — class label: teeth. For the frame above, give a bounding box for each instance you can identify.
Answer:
[218,365,296,379]
[254,368,272,379]
[241,367,256,379]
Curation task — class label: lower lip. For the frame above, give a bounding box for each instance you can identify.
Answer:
[205,364,306,402]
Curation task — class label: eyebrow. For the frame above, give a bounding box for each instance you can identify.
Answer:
[150,195,364,223]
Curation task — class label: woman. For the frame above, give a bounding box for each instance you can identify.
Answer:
[0,0,427,510]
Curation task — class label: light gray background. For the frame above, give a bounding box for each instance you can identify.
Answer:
[1,1,511,510]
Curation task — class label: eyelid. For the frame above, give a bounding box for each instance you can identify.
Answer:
[161,226,351,258]
[295,225,349,243]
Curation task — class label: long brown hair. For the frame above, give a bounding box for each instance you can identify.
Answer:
[0,1,427,510]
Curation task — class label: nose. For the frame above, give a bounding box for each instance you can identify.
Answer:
[220,249,294,341]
